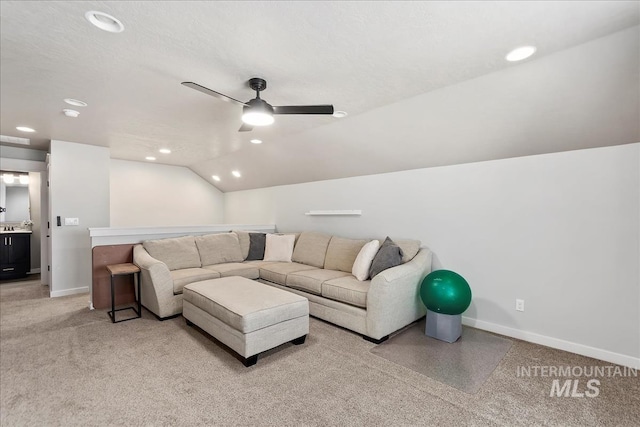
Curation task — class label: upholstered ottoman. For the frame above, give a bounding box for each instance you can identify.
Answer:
[183,276,309,366]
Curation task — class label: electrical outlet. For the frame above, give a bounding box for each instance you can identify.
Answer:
[515,299,525,312]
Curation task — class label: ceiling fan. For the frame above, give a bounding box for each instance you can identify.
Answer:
[182,78,334,132]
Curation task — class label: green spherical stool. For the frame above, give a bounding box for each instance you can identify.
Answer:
[420,270,472,343]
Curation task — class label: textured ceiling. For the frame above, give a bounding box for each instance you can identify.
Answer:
[1,1,638,192]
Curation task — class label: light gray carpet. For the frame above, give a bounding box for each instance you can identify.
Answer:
[1,279,639,426]
[371,320,512,394]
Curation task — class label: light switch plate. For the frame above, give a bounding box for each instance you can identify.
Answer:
[64,217,79,226]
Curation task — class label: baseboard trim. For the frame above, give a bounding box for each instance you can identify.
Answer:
[462,316,640,370]
[50,286,89,298]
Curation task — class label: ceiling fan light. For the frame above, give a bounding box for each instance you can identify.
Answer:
[242,111,274,126]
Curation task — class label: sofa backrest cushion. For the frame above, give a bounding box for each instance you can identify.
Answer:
[369,237,403,278]
[292,231,332,268]
[324,236,368,273]
[233,230,251,259]
[246,233,266,260]
[396,239,421,263]
[195,232,244,266]
[143,235,201,271]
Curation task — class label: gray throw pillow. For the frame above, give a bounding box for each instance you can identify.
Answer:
[369,237,404,279]
[246,233,266,260]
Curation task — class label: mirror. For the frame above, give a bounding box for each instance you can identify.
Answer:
[0,171,31,223]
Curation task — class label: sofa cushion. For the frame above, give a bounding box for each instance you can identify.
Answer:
[259,262,318,285]
[246,233,266,260]
[170,268,220,295]
[242,260,279,268]
[292,231,332,268]
[203,262,259,279]
[369,237,403,279]
[143,236,201,271]
[352,240,380,281]
[195,233,244,266]
[263,234,296,262]
[233,230,251,259]
[322,276,370,308]
[324,237,368,273]
[286,269,351,295]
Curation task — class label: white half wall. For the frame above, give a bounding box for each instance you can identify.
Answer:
[49,140,110,297]
[110,159,224,227]
[225,143,640,367]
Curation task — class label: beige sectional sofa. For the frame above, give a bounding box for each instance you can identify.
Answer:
[133,230,433,342]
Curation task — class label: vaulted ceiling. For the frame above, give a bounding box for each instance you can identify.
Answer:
[1,1,638,192]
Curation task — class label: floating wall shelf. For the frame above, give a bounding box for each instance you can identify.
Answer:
[304,210,362,216]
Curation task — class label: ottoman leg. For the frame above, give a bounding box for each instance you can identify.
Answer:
[243,355,258,367]
[292,335,307,345]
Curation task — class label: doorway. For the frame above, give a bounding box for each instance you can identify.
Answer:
[0,169,48,286]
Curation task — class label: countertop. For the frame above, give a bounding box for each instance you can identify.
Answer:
[0,230,32,234]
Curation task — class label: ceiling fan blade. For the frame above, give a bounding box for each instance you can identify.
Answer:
[238,123,253,132]
[273,105,334,115]
[181,82,247,106]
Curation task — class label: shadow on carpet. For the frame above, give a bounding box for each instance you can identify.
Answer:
[371,319,512,394]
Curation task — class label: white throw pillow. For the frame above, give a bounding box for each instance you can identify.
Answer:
[263,234,296,262]
[352,240,380,281]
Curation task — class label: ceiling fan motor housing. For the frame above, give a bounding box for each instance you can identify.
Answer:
[244,97,274,114]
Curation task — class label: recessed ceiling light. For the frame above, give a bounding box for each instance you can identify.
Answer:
[232,170,241,178]
[505,46,537,62]
[85,11,124,33]
[211,175,221,182]
[333,111,347,118]
[159,148,171,154]
[64,98,88,107]
[145,156,156,161]
[250,139,262,144]
[16,126,35,133]
[63,109,80,118]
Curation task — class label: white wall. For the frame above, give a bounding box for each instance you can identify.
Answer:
[49,140,110,297]
[225,143,640,367]
[28,172,41,272]
[110,159,225,226]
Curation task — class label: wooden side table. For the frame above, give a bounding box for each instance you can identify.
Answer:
[106,263,141,323]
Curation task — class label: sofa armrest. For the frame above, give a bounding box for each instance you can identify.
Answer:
[133,244,175,318]
[365,248,433,339]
